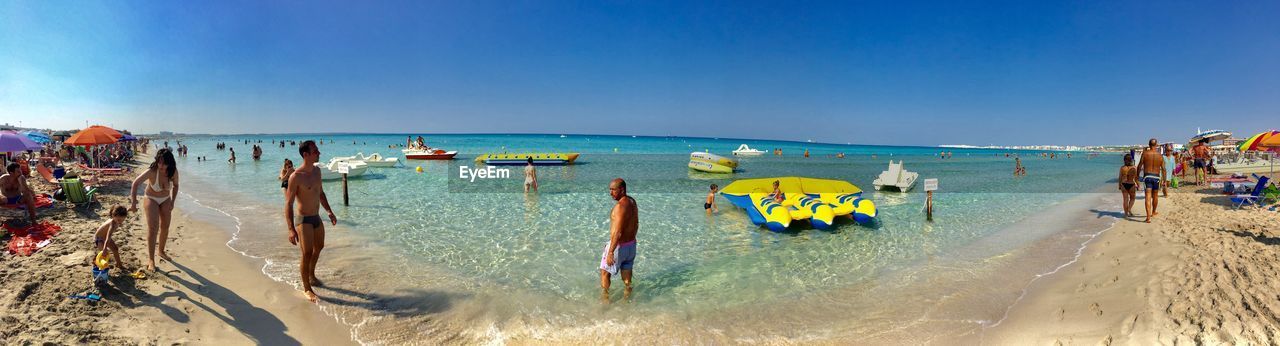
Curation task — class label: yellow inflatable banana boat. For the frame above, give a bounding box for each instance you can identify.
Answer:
[688,152,737,173]
[720,177,877,231]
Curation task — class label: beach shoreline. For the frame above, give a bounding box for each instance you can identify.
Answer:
[981,184,1280,344]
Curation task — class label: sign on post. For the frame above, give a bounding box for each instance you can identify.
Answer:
[337,164,349,174]
[924,178,938,192]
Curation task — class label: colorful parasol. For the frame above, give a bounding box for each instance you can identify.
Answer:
[1237,131,1280,152]
[21,131,51,144]
[0,131,43,153]
[65,126,121,146]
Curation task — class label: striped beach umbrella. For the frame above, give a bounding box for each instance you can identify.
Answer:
[1238,131,1280,152]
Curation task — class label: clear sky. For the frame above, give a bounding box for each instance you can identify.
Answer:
[1,1,1276,146]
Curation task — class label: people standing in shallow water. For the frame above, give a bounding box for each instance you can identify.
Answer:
[279,159,295,197]
[1118,154,1138,217]
[284,140,338,303]
[228,147,236,164]
[523,157,538,193]
[601,178,638,303]
[705,184,718,215]
[130,148,180,272]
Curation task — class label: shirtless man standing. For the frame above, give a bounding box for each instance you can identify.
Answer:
[600,178,638,303]
[1192,139,1211,186]
[284,140,338,303]
[1,163,37,224]
[1136,138,1165,223]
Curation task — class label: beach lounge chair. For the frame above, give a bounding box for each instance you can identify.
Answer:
[58,178,97,209]
[1231,175,1270,209]
[35,164,59,185]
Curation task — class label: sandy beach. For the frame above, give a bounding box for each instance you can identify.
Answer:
[0,157,355,344]
[984,183,1280,344]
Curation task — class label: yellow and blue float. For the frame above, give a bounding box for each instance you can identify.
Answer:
[475,153,580,166]
[687,152,737,174]
[720,177,877,231]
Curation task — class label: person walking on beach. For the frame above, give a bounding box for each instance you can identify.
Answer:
[1136,138,1165,223]
[1,163,38,224]
[523,157,538,193]
[1191,139,1211,186]
[284,140,338,303]
[601,178,638,303]
[1162,145,1177,196]
[1118,154,1138,217]
[129,149,180,272]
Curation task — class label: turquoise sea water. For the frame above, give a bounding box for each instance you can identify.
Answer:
[162,134,1117,343]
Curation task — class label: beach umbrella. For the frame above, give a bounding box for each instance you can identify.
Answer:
[21,131,51,144]
[0,131,42,153]
[1237,131,1280,152]
[1262,131,1280,148]
[87,125,124,139]
[120,134,137,142]
[65,126,121,146]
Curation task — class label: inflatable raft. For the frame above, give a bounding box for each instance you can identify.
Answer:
[688,152,737,173]
[720,177,877,231]
[475,153,580,166]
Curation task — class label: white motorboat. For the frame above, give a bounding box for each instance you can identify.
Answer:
[873,160,919,192]
[314,160,368,180]
[732,144,765,156]
[331,152,398,167]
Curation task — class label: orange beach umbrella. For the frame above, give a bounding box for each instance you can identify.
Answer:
[65,126,121,146]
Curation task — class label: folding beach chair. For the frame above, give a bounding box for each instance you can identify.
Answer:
[58,178,97,210]
[1232,175,1270,209]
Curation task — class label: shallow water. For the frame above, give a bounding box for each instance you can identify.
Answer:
[158,134,1117,343]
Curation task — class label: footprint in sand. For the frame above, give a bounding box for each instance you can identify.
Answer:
[1121,314,1138,335]
[1056,307,1065,321]
[1089,302,1103,316]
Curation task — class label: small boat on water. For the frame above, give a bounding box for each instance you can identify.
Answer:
[403,148,458,160]
[475,153,580,166]
[331,152,400,167]
[688,152,737,173]
[872,161,919,192]
[732,144,765,156]
[314,160,368,180]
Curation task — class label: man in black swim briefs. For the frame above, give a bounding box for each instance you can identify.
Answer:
[284,140,338,303]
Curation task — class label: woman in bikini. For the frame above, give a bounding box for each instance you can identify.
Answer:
[1118,154,1138,218]
[130,148,180,272]
[280,159,295,197]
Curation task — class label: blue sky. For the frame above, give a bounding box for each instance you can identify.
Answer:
[1,1,1276,146]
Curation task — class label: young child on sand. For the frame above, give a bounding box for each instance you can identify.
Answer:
[93,205,129,282]
[705,184,718,214]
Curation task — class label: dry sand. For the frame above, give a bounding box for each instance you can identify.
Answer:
[984,183,1280,345]
[1,158,355,344]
